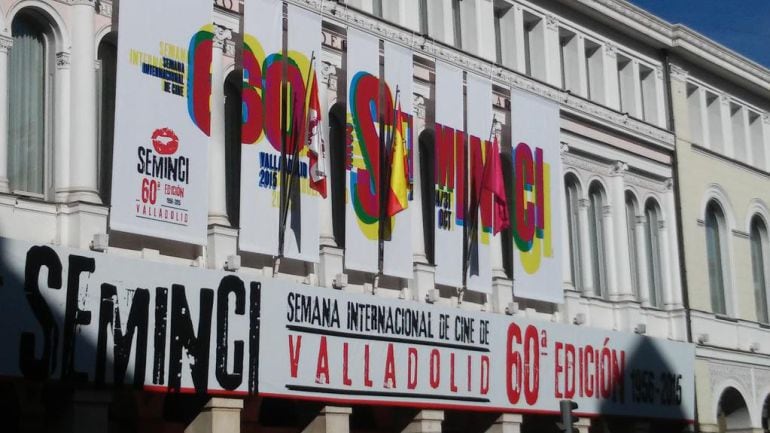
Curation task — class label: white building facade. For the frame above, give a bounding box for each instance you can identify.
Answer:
[0,0,763,432]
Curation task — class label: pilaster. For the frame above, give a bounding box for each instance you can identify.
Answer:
[0,35,12,193]
[55,51,72,201]
[720,94,735,158]
[601,203,618,299]
[68,0,101,203]
[543,14,562,87]
[301,406,352,433]
[185,398,243,433]
[577,198,595,297]
[635,214,651,306]
[484,413,523,433]
[402,410,444,433]
[602,43,620,110]
[208,25,233,227]
[664,179,683,308]
[610,161,633,301]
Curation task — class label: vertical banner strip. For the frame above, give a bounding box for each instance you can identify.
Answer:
[239,0,283,256]
[433,61,465,287]
[284,4,323,262]
[382,42,413,279]
[466,73,493,294]
[510,89,564,303]
[345,29,381,273]
[111,0,213,244]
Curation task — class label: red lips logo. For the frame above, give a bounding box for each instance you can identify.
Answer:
[151,128,179,155]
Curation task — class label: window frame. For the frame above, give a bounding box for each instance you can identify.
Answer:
[705,200,730,315]
[750,215,770,323]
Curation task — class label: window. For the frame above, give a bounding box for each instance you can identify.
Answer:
[731,103,747,162]
[617,54,636,116]
[706,92,723,153]
[705,201,728,315]
[588,182,607,297]
[749,111,765,170]
[584,39,604,103]
[493,1,517,70]
[644,200,663,307]
[565,174,582,289]
[452,0,462,49]
[686,83,704,146]
[419,0,429,34]
[639,64,658,124]
[625,192,639,297]
[523,12,545,79]
[559,28,580,93]
[97,35,117,204]
[750,216,769,323]
[9,13,50,196]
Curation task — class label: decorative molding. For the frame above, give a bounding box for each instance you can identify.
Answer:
[69,0,97,6]
[610,161,629,176]
[413,94,426,120]
[578,199,590,209]
[664,178,674,191]
[658,220,667,230]
[635,215,647,225]
[602,205,612,216]
[560,143,570,154]
[720,94,731,106]
[625,173,667,194]
[670,64,688,82]
[320,61,338,92]
[763,113,770,124]
[545,14,559,31]
[56,52,71,69]
[708,361,753,402]
[732,229,749,239]
[655,67,664,80]
[0,36,12,54]
[287,0,675,149]
[213,25,233,50]
[97,1,112,17]
[604,42,617,59]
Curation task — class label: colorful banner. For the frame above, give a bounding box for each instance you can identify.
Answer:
[345,29,382,273]
[465,73,493,293]
[434,61,465,287]
[240,0,324,261]
[510,89,564,303]
[258,282,695,420]
[382,42,414,279]
[110,0,213,244]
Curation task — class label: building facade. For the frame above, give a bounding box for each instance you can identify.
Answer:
[0,0,764,432]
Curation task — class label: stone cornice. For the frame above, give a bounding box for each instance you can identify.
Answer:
[288,0,674,149]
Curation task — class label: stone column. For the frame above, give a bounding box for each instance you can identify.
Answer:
[512,6,527,74]
[610,162,633,301]
[630,61,644,118]
[664,179,683,308]
[484,413,522,433]
[185,398,243,433]
[208,25,232,227]
[658,218,675,309]
[575,36,588,98]
[577,198,595,296]
[762,115,770,171]
[402,410,444,433]
[70,390,112,433]
[301,406,352,433]
[0,35,11,192]
[720,94,735,158]
[602,204,619,299]
[69,0,101,203]
[55,52,72,201]
[635,214,651,306]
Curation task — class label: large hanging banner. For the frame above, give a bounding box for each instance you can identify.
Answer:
[345,29,381,273]
[434,62,465,287]
[465,74,493,293]
[110,0,213,244]
[510,89,564,303]
[0,235,694,422]
[382,42,414,279]
[258,281,696,421]
[241,0,324,261]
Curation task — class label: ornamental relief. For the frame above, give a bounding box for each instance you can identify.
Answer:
[708,361,753,403]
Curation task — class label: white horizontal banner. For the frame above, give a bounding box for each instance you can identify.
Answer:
[259,283,695,420]
[0,236,694,421]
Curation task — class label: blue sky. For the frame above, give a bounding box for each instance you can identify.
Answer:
[627,0,770,68]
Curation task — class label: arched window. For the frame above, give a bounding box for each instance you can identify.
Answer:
[625,192,639,297]
[705,201,728,315]
[9,13,50,196]
[564,174,582,289]
[645,200,664,308]
[588,182,607,297]
[750,216,769,323]
[97,34,117,204]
